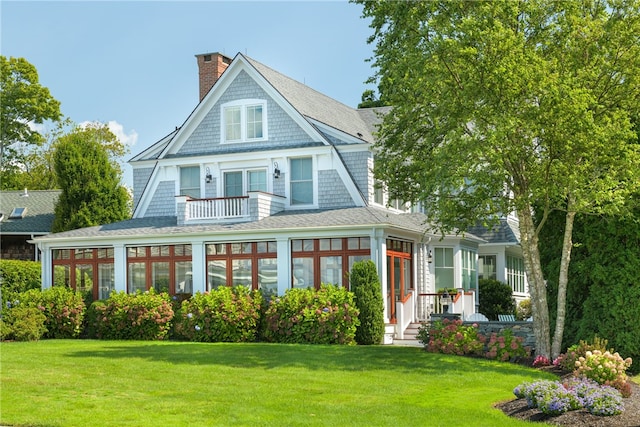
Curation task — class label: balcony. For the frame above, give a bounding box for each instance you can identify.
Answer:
[176,192,285,225]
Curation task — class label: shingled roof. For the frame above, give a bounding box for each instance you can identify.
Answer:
[0,189,61,235]
[33,206,484,244]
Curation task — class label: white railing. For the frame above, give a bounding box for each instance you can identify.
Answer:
[186,197,249,221]
[416,291,476,321]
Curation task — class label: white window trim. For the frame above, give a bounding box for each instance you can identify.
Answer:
[220,99,268,144]
[287,156,317,208]
[220,167,269,196]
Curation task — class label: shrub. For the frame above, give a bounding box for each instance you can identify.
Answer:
[262,285,359,345]
[0,306,47,341]
[0,260,41,309]
[20,286,86,338]
[349,260,384,345]
[91,290,174,340]
[174,286,263,343]
[423,319,484,356]
[553,336,611,373]
[514,378,624,416]
[516,298,532,320]
[478,279,515,320]
[485,328,530,361]
[532,355,551,367]
[574,350,633,395]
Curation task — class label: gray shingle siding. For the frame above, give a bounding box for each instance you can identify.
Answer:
[318,170,355,209]
[133,167,154,208]
[145,181,176,217]
[177,71,314,156]
[339,150,372,198]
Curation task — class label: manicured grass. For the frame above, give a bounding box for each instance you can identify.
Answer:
[1,340,556,426]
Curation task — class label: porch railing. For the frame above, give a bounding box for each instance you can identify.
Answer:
[416,291,476,322]
[185,196,249,221]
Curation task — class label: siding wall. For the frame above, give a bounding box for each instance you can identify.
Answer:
[177,71,314,156]
[145,181,176,217]
[318,170,354,209]
[339,150,371,199]
[133,167,154,208]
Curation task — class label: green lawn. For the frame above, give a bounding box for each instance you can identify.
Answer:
[1,340,556,426]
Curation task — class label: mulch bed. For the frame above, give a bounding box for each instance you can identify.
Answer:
[494,368,640,427]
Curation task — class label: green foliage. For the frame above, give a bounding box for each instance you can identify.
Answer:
[262,285,360,345]
[423,319,485,356]
[485,329,530,361]
[516,299,532,321]
[0,56,61,189]
[357,0,640,358]
[173,287,263,342]
[538,203,640,373]
[0,259,41,308]
[0,306,47,341]
[349,260,384,345]
[90,291,174,340]
[478,279,515,321]
[20,286,86,338]
[52,124,130,232]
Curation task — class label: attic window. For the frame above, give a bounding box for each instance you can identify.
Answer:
[204,54,211,62]
[9,207,27,219]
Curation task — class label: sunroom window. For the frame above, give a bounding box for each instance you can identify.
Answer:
[222,100,266,143]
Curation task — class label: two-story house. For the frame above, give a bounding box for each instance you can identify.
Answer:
[33,52,528,340]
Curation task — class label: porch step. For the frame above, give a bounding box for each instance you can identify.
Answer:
[392,323,424,347]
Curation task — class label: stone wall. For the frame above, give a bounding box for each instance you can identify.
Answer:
[466,321,536,353]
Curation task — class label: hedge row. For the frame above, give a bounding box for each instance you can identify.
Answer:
[1,284,367,345]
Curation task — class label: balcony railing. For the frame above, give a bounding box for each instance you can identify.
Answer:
[185,196,249,221]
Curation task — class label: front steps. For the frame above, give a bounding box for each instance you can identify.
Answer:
[391,322,424,347]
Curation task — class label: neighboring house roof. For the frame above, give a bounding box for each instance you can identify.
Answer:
[33,206,484,244]
[467,217,521,245]
[0,189,61,235]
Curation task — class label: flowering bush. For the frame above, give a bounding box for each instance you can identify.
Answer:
[553,336,610,372]
[174,286,263,343]
[485,329,529,361]
[424,319,484,356]
[262,285,359,345]
[532,355,551,367]
[574,349,633,396]
[514,378,624,416]
[90,290,174,340]
[19,286,86,338]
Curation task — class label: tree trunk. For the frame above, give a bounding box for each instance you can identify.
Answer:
[551,198,576,359]
[517,206,551,357]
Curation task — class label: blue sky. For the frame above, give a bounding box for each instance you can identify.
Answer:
[1,1,375,186]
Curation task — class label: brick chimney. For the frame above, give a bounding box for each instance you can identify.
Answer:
[195,52,232,102]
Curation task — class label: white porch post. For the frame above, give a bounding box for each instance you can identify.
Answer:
[40,243,52,290]
[276,237,290,296]
[191,242,206,294]
[113,244,126,293]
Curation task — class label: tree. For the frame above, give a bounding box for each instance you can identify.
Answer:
[0,56,61,181]
[350,260,385,345]
[52,125,130,232]
[356,0,640,357]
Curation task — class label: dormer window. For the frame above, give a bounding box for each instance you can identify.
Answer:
[222,100,267,143]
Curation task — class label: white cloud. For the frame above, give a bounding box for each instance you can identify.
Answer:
[79,120,139,147]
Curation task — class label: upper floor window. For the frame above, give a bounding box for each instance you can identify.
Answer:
[180,166,200,198]
[222,100,267,143]
[290,157,313,205]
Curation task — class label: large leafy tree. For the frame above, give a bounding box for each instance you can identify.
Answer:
[0,56,61,185]
[356,0,640,357]
[52,124,130,232]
